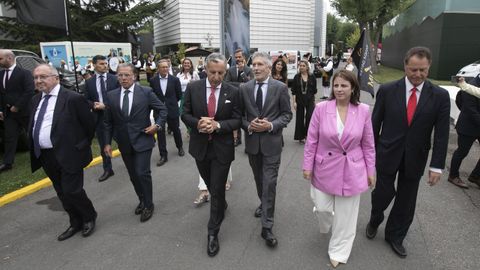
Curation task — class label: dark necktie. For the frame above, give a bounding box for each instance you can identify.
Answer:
[256,83,264,112]
[407,87,417,126]
[122,89,130,117]
[99,74,106,102]
[3,69,10,89]
[237,70,243,82]
[33,95,51,158]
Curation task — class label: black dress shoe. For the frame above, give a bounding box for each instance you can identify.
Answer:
[254,205,262,218]
[134,202,145,215]
[386,239,407,258]
[207,235,220,257]
[98,170,114,182]
[178,147,185,156]
[82,220,96,237]
[156,157,168,167]
[140,205,154,222]
[261,228,278,247]
[57,226,80,241]
[366,222,378,239]
[0,163,12,173]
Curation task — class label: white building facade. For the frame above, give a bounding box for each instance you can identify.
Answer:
[153,0,327,56]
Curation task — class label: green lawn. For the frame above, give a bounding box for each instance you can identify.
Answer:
[373,65,453,86]
[0,139,117,196]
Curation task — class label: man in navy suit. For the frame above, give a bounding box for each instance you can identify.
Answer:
[29,64,97,241]
[366,47,450,258]
[104,63,167,222]
[150,59,184,166]
[84,55,119,182]
[0,49,35,172]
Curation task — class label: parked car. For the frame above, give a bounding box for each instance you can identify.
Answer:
[456,60,480,82]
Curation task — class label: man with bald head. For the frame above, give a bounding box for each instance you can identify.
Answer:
[29,64,97,241]
[0,49,35,172]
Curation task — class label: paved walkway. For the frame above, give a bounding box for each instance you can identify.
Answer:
[1,88,479,270]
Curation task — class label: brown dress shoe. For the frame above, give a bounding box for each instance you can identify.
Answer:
[448,176,469,189]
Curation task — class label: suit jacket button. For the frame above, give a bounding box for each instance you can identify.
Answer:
[328,152,332,156]
[343,152,346,155]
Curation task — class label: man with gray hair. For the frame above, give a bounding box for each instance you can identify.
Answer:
[239,51,292,248]
[182,53,241,257]
[29,64,97,241]
[0,49,35,172]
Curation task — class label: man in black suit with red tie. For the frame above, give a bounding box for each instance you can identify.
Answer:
[182,53,241,257]
[0,49,35,172]
[150,59,184,166]
[29,64,97,241]
[84,55,119,182]
[366,47,450,258]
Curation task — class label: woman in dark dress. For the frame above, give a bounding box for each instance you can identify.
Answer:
[271,58,288,85]
[292,59,317,143]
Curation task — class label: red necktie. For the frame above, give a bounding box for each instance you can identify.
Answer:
[207,86,216,140]
[208,85,216,117]
[407,87,417,126]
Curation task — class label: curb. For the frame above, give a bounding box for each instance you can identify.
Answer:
[0,150,121,207]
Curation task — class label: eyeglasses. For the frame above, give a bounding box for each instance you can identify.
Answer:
[117,73,133,78]
[33,74,57,81]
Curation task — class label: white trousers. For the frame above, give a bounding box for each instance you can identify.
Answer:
[310,185,360,263]
[321,85,331,98]
[198,167,233,191]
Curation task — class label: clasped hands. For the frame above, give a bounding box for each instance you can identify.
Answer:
[197,117,219,134]
[248,117,271,133]
[93,102,106,110]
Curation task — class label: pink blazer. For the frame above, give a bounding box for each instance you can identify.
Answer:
[303,100,375,196]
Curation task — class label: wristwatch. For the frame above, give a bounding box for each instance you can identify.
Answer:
[216,122,221,131]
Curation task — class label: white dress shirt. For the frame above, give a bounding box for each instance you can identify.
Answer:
[120,84,135,115]
[3,63,15,89]
[205,79,221,113]
[159,74,168,96]
[404,77,423,106]
[254,77,269,107]
[336,107,345,140]
[34,84,60,149]
[95,72,107,103]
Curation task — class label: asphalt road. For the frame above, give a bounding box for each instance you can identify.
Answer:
[1,82,479,270]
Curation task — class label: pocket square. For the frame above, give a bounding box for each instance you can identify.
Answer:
[225,100,231,104]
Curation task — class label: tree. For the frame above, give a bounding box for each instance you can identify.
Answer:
[331,0,414,71]
[346,27,361,48]
[327,13,357,54]
[177,43,186,63]
[0,0,166,53]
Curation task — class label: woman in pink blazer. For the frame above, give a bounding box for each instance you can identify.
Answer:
[303,70,376,268]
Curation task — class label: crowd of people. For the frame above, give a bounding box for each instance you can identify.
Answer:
[0,46,479,266]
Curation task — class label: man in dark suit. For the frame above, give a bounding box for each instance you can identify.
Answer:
[448,75,480,188]
[84,55,119,182]
[29,64,97,241]
[238,52,292,248]
[104,63,167,222]
[150,59,184,166]
[224,48,253,147]
[366,47,450,258]
[0,49,35,172]
[182,53,241,257]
